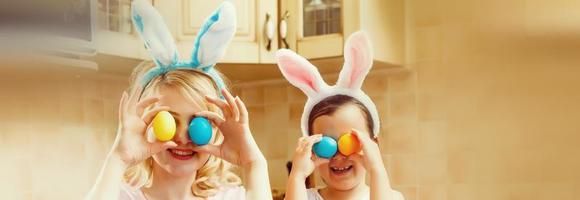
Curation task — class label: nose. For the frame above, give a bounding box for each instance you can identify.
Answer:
[172,122,191,145]
[331,153,348,161]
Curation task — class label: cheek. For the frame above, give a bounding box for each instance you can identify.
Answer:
[352,161,366,174]
[317,163,330,178]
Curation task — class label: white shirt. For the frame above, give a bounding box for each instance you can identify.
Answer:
[306,188,405,200]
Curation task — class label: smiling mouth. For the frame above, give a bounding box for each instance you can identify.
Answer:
[330,164,353,175]
[168,149,195,160]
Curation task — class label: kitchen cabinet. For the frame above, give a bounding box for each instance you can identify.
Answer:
[167,0,279,64]
[96,0,148,59]
[279,0,358,59]
[280,0,404,65]
[96,0,279,64]
[96,0,403,67]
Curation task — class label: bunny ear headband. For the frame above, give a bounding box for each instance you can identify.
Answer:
[276,31,380,137]
[132,0,236,90]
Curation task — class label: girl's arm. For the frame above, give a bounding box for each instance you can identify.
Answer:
[368,156,395,200]
[241,156,271,200]
[286,171,308,200]
[351,129,399,200]
[285,135,324,200]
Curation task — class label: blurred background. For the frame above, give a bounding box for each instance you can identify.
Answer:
[1,0,580,199]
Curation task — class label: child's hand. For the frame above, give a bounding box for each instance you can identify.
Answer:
[113,88,177,167]
[349,129,385,172]
[289,135,329,180]
[193,89,265,167]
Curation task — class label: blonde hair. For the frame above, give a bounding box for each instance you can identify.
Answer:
[123,61,241,197]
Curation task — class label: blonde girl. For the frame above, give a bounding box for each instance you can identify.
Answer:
[85,1,270,199]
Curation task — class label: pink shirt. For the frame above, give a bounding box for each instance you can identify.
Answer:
[120,183,246,200]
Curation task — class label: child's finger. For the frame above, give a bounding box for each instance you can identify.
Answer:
[296,137,309,153]
[303,135,322,153]
[295,136,307,151]
[195,111,226,126]
[127,87,143,113]
[350,129,374,148]
[221,89,240,121]
[234,97,249,123]
[205,95,232,118]
[141,106,171,124]
[192,144,222,158]
[235,97,249,123]
[297,136,316,155]
[136,96,160,116]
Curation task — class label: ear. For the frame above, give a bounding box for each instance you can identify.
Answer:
[132,0,179,67]
[276,49,327,97]
[190,2,237,69]
[336,31,374,89]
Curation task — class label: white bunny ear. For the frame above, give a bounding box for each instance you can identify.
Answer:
[132,0,178,67]
[276,49,328,97]
[190,2,237,68]
[336,31,374,89]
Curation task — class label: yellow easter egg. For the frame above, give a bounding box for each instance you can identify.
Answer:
[152,111,176,142]
[338,133,362,156]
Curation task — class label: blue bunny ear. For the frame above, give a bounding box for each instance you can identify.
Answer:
[132,0,179,67]
[189,2,237,69]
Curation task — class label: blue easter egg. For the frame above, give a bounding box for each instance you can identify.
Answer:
[189,117,213,145]
[313,136,338,159]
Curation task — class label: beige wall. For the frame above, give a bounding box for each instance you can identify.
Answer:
[0,71,126,199]
[404,0,580,199]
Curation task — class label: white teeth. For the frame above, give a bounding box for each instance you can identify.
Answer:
[170,149,194,156]
[331,166,352,171]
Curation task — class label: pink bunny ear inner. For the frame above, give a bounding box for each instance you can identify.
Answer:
[347,43,367,87]
[337,31,373,89]
[276,49,325,96]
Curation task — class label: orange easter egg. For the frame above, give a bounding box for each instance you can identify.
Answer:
[338,133,362,156]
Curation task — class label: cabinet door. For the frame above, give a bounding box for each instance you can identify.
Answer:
[256,0,279,63]
[280,0,360,59]
[173,0,263,63]
[96,0,149,59]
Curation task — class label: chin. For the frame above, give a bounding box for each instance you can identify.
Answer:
[152,149,210,177]
[319,162,365,191]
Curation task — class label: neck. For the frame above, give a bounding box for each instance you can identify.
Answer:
[142,162,199,200]
[320,180,369,200]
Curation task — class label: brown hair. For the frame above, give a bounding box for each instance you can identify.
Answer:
[307,94,374,136]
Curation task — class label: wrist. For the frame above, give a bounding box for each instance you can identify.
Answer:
[364,154,386,172]
[242,155,267,169]
[289,171,308,182]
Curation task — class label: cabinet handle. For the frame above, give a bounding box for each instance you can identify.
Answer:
[265,13,274,51]
[279,11,290,49]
